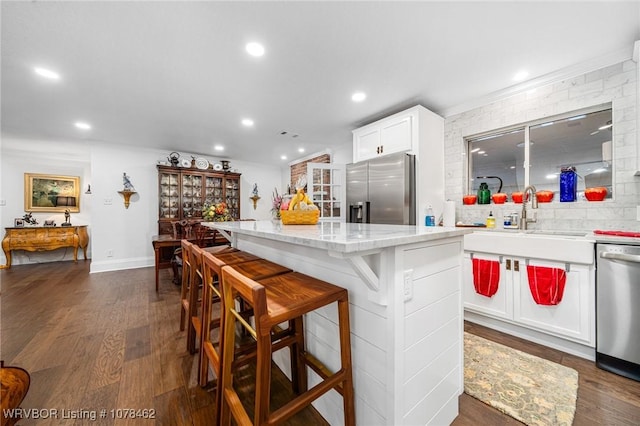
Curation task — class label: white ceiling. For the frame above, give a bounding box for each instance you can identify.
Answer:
[2,1,639,167]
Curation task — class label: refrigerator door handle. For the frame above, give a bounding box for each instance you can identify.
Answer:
[365,201,371,224]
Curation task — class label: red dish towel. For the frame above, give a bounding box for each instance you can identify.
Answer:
[526,265,567,305]
[472,258,500,298]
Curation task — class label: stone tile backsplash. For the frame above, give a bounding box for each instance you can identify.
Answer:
[444,60,638,232]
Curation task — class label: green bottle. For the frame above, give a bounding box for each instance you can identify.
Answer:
[477,182,491,205]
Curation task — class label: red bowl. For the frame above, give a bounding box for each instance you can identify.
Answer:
[492,193,507,204]
[511,192,525,203]
[536,191,554,203]
[585,187,607,201]
[463,195,477,205]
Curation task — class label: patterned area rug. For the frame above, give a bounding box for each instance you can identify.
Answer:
[464,332,578,426]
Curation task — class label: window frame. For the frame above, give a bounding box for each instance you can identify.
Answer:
[465,103,613,197]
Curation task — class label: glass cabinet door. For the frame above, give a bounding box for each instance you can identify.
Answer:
[204,175,224,209]
[225,175,240,219]
[181,173,204,219]
[159,171,180,219]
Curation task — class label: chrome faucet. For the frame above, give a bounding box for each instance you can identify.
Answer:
[520,185,538,230]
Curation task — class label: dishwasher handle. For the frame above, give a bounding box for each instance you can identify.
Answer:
[600,251,640,263]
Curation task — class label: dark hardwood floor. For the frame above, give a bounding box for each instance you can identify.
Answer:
[455,323,640,426]
[2,261,639,425]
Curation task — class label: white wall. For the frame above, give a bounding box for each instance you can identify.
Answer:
[0,138,283,271]
[0,138,93,265]
[444,60,639,231]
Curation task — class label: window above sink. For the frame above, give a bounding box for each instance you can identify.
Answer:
[466,104,613,201]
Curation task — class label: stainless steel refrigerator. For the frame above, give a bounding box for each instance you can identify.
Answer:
[346,152,416,225]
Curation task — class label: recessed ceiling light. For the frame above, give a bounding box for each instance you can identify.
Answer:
[74,121,91,130]
[298,148,305,153]
[280,155,287,160]
[242,118,254,127]
[546,173,558,179]
[513,70,529,82]
[214,145,224,151]
[246,42,265,57]
[34,67,60,80]
[351,92,366,102]
[510,166,516,169]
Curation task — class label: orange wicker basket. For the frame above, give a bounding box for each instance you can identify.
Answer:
[280,209,320,225]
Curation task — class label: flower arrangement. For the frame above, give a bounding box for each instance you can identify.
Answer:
[202,201,231,222]
[271,187,283,219]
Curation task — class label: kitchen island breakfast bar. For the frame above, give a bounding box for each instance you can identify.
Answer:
[206,220,470,425]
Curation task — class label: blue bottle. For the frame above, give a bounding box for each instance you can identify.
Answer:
[425,205,435,226]
[559,166,577,202]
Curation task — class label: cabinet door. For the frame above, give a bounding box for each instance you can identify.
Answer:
[463,253,513,320]
[159,171,180,220]
[224,175,240,220]
[513,259,594,345]
[353,127,381,162]
[182,172,204,219]
[380,115,412,156]
[204,175,224,211]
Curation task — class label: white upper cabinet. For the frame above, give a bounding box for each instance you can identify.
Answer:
[351,105,445,223]
[353,110,414,162]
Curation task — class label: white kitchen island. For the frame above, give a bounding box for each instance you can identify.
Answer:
[206,220,470,425]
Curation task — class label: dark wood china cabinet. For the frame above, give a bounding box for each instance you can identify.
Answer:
[157,165,241,235]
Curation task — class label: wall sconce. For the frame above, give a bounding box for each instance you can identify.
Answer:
[118,190,136,208]
[249,183,260,210]
[85,184,92,194]
[118,172,137,208]
[249,195,260,210]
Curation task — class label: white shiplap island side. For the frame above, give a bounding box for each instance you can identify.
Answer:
[206,220,470,425]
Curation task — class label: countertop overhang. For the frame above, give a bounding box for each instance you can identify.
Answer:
[203,220,470,253]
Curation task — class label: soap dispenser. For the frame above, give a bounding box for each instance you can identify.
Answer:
[486,211,496,229]
[425,205,435,227]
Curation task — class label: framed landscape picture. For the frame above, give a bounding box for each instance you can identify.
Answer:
[24,173,80,213]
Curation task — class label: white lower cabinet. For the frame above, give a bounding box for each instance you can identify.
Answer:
[463,253,513,320]
[463,252,595,346]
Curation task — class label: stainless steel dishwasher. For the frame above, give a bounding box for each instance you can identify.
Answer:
[596,242,640,381]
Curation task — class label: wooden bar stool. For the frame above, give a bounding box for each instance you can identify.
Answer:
[198,249,272,380]
[199,253,292,424]
[184,242,235,353]
[219,267,355,426]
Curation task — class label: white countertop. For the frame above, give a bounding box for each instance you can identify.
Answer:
[592,234,640,246]
[204,220,470,253]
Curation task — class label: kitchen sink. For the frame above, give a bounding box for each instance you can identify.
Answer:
[488,229,590,238]
[464,229,595,264]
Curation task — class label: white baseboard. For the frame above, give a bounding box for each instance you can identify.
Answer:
[465,310,595,361]
[89,256,154,273]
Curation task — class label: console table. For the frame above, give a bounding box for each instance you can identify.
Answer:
[1,225,89,269]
